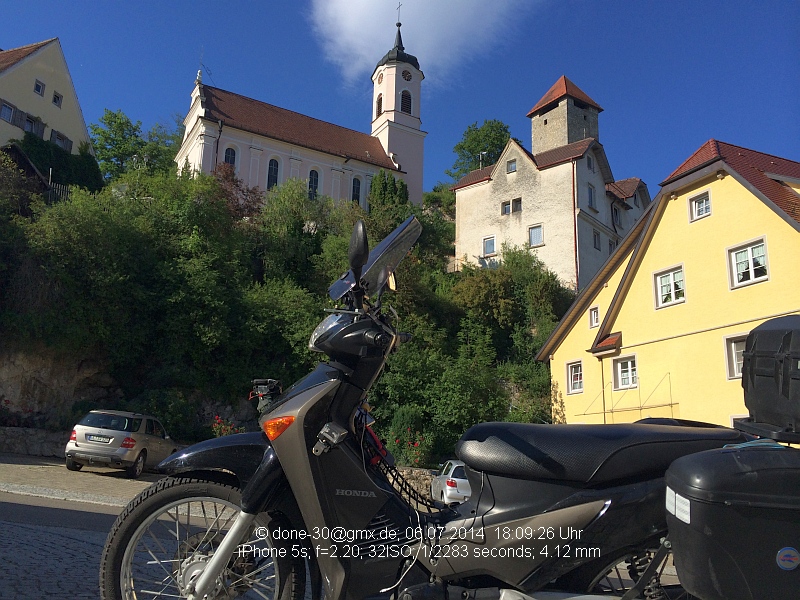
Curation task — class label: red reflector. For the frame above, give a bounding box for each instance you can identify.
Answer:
[69,430,77,442]
[446,479,457,487]
[121,437,136,449]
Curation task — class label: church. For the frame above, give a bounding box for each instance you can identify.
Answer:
[174,23,426,207]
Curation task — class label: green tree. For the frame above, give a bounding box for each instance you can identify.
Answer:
[445,119,514,181]
[89,109,146,181]
[366,170,413,239]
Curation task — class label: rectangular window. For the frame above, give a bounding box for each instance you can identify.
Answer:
[589,307,599,328]
[587,155,594,173]
[567,362,583,394]
[593,230,601,251]
[34,80,45,96]
[725,335,748,379]
[655,267,685,308]
[612,205,621,226]
[482,236,496,257]
[0,103,12,123]
[52,92,63,108]
[501,201,511,215]
[633,192,640,208]
[528,225,543,247]
[588,184,596,209]
[512,198,522,212]
[507,159,516,173]
[690,192,711,221]
[729,239,768,288]
[614,356,637,390]
[608,239,615,255]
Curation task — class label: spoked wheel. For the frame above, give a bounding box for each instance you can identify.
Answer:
[100,477,305,600]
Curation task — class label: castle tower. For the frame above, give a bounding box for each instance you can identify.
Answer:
[371,22,427,205]
[527,76,603,155]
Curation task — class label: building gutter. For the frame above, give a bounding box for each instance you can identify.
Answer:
[572,159,580,289]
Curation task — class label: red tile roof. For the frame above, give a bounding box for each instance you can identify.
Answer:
[662,140,800,224]
[451,164,494,191]
[534,138,595,169]
[606,178,642,200]
[201,86,399,172]
[0,39,55,74]
[527,76,603,118]
[591,332,622,354]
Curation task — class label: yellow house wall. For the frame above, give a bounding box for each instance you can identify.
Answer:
[606,174,800,425]
[551,250,633,423]
[0,42,90,154]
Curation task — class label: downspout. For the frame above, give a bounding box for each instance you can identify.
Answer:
[215,119,223,168]
[572,160,580,290]
[600,357,607,424]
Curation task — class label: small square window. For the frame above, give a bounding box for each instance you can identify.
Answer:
[567,362,583,394]
[528,225,543,247]
[24,116,36,133]
[655,267,685,308]
[589,307,599,328]
[34,80,45,96]
[507,160,516,173]
[501,201,511,215]
[614,356,637,390]
[690,192,711,222]
[725,335,748,379]
[512,198,522,212]
[587,155,594,173]
[729,239,768,288]
[52,92,63,108]
[482,236,496,257]
[588,184,596,210]
[0,103,12,123]
[593,230,601,251]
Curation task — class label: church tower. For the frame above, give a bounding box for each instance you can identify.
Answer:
[371,22,427,205]
[527,76,603,155]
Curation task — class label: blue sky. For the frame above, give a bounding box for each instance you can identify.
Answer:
[3,0,799,196]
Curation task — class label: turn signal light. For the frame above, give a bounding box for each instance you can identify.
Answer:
[446,479,457,488]
[69,430,77,442]
[262,416,295,441]
[121,437,137,449]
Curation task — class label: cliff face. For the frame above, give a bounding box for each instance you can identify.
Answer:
[0,345,121,428]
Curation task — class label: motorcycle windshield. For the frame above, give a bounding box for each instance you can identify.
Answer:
[328,215,422,300]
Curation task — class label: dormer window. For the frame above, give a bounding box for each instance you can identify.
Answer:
[587,155,594,173]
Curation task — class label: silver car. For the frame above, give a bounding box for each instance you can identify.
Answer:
[430,459,472,504]
[64,410,177,478]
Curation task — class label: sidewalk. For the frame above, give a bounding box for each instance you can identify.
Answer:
[0,452,160,507]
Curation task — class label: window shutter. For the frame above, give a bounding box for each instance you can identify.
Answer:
[35,119,45,139]
[65,137,73,153]
[11,108,26,129]
[50,128,58,143]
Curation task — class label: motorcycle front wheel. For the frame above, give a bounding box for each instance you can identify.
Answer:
[100,476,305,600]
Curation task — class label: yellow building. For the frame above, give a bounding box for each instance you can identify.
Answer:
[0,39,92,157]
[537,140,800,426]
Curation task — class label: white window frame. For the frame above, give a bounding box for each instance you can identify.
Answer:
[728,237,768,289]
[612,204,621,227]
[567,361,584,394]
[52,91,63,108]
[528,224,544,247]
[589,307,599,329]
[689,190,711,222]
[482,236,496,257]
[34,79,45,96]
[593,229,601,251]
[588,184,596,210]
[0,103,12,123]
[613,355,638,390]
[501,201,511,215]
[654,265,686,308]
[587,155,594,173]
[507,159,516,173]
[724,334,749,379]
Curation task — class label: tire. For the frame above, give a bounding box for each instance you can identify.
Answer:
[125,450,146,479]
[65,458,83,471]
[100,477,305,600]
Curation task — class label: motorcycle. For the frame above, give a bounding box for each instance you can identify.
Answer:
[99,215,754,600]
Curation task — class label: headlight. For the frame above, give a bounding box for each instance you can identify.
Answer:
[309,313,353,352]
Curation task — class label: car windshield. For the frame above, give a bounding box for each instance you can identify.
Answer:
[328,215,422,300]
[79,413,141,432]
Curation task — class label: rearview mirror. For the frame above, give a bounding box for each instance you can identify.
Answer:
[348,220,369,284]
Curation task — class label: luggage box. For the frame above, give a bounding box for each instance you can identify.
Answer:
[740,315,800,435]
[665,444,800,600]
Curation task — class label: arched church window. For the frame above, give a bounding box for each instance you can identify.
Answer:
[401,91,412,115]
[267,159,279,189]
[308,170,319,200]
[376,94,383,117]
[224,147,236,166]
[352,178,361,203]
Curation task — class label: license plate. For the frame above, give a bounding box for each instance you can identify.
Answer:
[87,434,112,443]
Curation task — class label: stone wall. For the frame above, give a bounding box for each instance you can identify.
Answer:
[397,466,434,500]
[0,426,70,458]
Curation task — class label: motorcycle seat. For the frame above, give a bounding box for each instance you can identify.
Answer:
[455,422,748,484]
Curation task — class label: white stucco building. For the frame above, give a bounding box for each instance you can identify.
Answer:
[175,23,426,206]
[453,76,650,290]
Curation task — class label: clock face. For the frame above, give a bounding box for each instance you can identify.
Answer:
[378,72,384,84]
[402,70,412,82]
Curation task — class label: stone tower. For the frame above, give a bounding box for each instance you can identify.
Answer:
[527,76,603,155]
[370,22,427,205]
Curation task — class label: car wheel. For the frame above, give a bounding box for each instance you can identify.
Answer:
[65,458,83,472]
[126,451,146,479]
